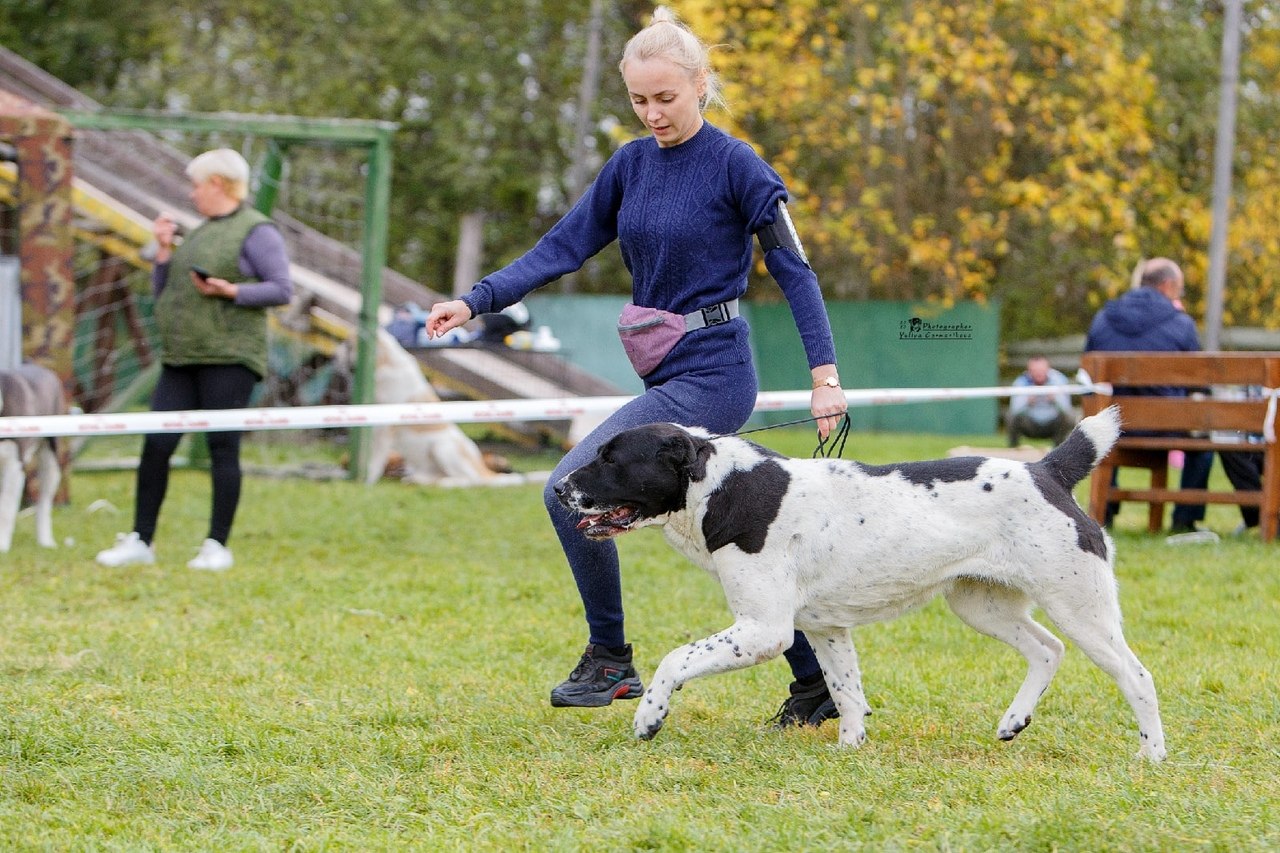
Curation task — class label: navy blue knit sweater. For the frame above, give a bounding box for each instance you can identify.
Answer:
[461,122,837,382]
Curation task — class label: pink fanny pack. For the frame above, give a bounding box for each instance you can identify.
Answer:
[617,299,740,377]
[617,303,686,377]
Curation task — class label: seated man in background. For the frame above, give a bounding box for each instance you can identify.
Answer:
[1006,356,1076,447]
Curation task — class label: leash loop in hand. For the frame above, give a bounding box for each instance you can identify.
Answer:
[732,413,852,459]
[812,413,851,459]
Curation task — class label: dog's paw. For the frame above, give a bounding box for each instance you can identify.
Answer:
[836,721,867,748]
[1137,742,1167,763]
[636,718,664,741]
[634,712,665,737]
[998,713,1031,741]
[633,698,668,741]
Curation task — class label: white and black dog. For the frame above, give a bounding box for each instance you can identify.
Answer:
[554,407,1166,761]
[0,363,67,553]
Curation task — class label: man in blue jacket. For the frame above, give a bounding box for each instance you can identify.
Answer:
[1084,258,1210,532]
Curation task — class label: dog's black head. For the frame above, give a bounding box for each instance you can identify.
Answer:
[554,423,713,539]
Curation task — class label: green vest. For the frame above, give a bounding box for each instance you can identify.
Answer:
[156,205,276,378]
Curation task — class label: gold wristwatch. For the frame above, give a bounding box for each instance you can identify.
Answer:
[813,375,841,389]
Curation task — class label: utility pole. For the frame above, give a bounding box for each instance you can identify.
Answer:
[1204,0,1242,351]
[561,0,605,294]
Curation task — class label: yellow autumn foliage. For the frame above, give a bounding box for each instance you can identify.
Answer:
[672,0,1280,337]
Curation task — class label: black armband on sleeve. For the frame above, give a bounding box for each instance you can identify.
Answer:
[755,201,811,269]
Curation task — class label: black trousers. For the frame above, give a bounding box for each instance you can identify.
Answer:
[134,364,258,545]
[1220,449,1264,528]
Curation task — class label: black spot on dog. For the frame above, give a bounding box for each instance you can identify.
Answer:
[857,457,983,490]
[702,460,790,554]
[982,482,993,492]
[1028,465,1106,558]
[1036,429,1097,491]
[740,438,785,460]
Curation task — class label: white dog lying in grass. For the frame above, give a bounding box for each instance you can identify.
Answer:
[362,329,538,488]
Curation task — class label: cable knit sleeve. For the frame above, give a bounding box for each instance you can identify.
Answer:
[729,143,837,369]
[463,149,628,317]
[764,248,837,368]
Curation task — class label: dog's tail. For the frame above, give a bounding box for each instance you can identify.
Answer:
[1036,405,1121,489]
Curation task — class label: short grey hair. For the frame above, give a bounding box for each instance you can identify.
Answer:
[1140,257,1183,291]
[186,148,251,201]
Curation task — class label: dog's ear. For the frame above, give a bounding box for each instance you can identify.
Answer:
[690,442,713,483]
[658,430,712,483]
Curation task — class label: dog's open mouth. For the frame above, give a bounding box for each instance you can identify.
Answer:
[575,506,639,539]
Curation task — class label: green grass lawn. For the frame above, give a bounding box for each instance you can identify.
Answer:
[2,427,1277,850]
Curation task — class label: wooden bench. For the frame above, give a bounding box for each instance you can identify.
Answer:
[1079,352,1280,541]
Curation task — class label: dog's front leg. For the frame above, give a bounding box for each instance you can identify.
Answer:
[34,443,59,548]
[635,551,796,740]
[635,617,794,741]
[364,427,393,485]
[0,443,24,552]
[804,626,871,747]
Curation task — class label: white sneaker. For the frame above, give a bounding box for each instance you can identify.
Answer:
[96,532,156,567]
[187,538,233,571]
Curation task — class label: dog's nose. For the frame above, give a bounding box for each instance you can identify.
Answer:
[553,480,567,498]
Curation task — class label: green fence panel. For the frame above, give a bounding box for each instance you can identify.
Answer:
[525,294,641,394]
[749,300,1000,433]
[526,295,1000,434]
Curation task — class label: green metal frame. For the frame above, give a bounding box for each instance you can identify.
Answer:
[58,109,398,478]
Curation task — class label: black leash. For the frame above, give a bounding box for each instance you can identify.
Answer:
[732,413,852,459]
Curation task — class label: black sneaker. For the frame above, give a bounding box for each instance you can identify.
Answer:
[550,644,644,708]
[769,675,841,728]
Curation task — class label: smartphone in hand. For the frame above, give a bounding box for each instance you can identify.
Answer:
[191,265,211,281]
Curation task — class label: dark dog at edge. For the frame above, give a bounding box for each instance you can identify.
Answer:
[1,363,67,553]
[554,406,1165,761]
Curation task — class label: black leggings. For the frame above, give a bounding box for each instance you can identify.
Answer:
[134,364,258,546]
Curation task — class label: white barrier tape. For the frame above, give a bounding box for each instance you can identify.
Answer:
[0,383,1101,440]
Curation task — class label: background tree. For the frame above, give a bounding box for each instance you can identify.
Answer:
[3,0,1278,339]
[677,0,1279,339]
[4,0,642,294]
[0,0,170,94]
[680,0,1156,340]
[1123,0,1280,330]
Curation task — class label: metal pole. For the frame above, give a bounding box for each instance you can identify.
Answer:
[253,139,287,215]
[560,0,604,294]
[349,129,394,479]
[1204,0,1242,351]
[0,255,19,370]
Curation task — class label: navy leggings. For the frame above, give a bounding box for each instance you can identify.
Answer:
[542,360,823,680]
[133,364,258,546]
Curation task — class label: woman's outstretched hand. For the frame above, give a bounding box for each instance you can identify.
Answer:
[425,299,473,339]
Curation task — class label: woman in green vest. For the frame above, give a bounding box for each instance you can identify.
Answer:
[96,148,293,571]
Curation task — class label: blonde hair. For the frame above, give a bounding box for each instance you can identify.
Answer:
[620,6,724,112]
[186,148,251,201]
